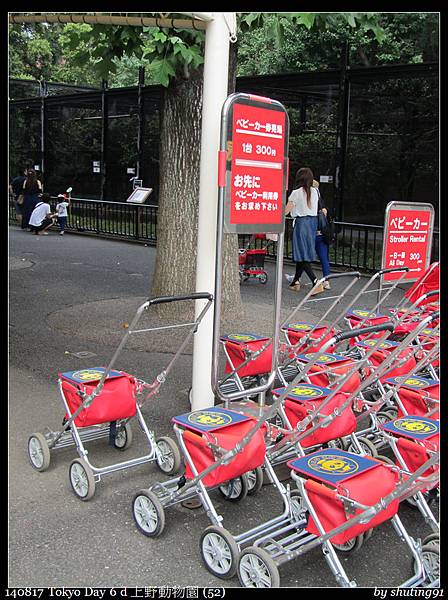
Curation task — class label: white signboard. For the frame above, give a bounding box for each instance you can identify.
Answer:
[126,187,153,204]
[319,175,333,183]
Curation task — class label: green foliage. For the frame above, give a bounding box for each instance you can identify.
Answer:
[9,13,438,88]
[236,13,438,76]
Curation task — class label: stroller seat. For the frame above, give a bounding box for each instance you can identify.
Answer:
[289,448,400,545]
[385,376,439,418]
[221,333,272,378]
[272,385,357,446]
[381,416,439,487]
[296,352,361,393]
[357,339,417,382]
[173,407,266,488]
[282,322,336,353]
[59,367,137,427]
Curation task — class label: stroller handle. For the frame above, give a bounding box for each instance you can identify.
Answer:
[325,271,360,280]
[426,310,439,323]
[333,322,394,344]
[378,266,410,275]
[422,290,439,299]
[147,292,214,306]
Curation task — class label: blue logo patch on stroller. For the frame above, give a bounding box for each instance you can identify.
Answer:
[356,339,399,349]
[173,406,251,433]
[382,416,439,440]
[288,448,380,485]
[221,333,270,344]
[384,376,439,390]
[347,309,388,319]
[61,367,124,383]
[273,384,332,401]
[298,352,347,364]
[282,322,314,332]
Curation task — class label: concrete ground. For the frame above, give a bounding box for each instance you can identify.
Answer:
[8,226,438,590]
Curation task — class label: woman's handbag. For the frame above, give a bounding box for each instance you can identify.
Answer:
[318,210,335,245]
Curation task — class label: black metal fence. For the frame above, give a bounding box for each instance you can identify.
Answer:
[9,61,438,227]
[9,196,438,272]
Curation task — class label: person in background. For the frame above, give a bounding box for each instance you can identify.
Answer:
[28,193,57,236]
[285,167,324,295]
[9,168,28,224]
[21,169,43,230]
[314,179,332,289]
[55,192,70,235]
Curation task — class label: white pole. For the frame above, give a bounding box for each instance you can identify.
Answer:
[191,13,233,411]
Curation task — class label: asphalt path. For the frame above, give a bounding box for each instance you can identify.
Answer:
[8,226,438,591]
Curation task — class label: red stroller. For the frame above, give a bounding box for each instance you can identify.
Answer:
[239,234,268,284]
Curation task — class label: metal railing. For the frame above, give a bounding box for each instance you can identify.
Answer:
[9,197,438,272]
[239,218,439,272]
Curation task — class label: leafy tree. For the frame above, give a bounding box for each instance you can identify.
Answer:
[42,12,389,318]
[16,13,439,316]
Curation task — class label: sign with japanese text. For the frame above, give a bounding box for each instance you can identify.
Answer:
[382,202,435,283]
[219,93,289,234]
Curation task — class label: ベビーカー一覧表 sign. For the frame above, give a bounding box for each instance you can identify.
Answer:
[219,93,289,234]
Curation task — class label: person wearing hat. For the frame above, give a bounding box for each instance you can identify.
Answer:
[55,192,71,235]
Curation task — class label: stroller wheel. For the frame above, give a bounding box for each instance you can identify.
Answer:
[422,532,439,548]
[375,454,395,466]
[69,458,96,501]
[218,474,249,502]
[113,422,133,450]
[415,544,439,584]
[200,526,239,579]
[375,410,395,426]
[28,432,51,472]
[132,489,165,537]
[332,534,364,554]
[405,489,438,510]
[155,436,181,475]
[343,436,378,457]
[289,490,307,523]
[363,528,373,543]
[238,546,280,588]
[259,273,268,284]
[246,467,264,496]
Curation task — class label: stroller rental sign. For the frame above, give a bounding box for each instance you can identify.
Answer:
[218,93,290,234]
[381,201,435,282]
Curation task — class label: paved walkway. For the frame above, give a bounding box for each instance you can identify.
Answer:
[8,226,429,590]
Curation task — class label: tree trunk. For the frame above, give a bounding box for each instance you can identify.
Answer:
[151,63,243,321]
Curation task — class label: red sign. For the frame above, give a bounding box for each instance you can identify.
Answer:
[220,94,289,234]
[382,202,435,282]
[230,102,286,227]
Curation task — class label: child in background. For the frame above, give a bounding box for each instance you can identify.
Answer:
[56,192,70,235]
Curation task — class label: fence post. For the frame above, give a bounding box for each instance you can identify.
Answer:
[100,79,108,201]
[334,42,350,222]
[135,206,140,240]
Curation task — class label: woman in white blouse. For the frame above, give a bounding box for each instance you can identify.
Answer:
[285,167,324,295]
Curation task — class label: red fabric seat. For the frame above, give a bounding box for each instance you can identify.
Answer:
[300,354,361,394]
[397,386,439,419]
[285,325,336,354]
[223,337,272,378]
[396,436,439,481]
[61,372,137,427]
[284,392,356,447]
[183,419,266,487]
[305,462,400,544]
